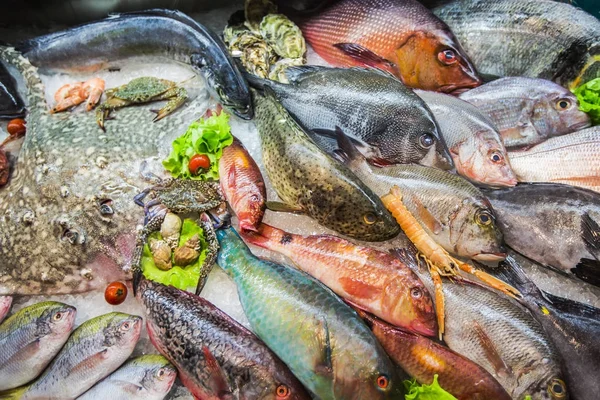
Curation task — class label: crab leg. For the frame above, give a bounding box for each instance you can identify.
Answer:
[196,213,219,295]
[151,86,187,122]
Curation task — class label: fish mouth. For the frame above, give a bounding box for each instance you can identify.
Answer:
[472,252,507,261]
[410,320,437,337]
[571,119,592,131]
[230,103,254,120]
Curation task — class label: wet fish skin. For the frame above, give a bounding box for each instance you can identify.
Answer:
[415,89,516,187]
[0,296,11,323]
[0,302,76,391]
[17,9,253,119]
[247,66,453,169]
[459,77,591,149]
[77,355,177,400]
[254,88,400,242]
[507,127,600,193]
[299,0,481,92]
[242,223,437,336]
[136,278,310,400]
[433,0,600,88]
[217,228,406,400]
[0,61,25,119]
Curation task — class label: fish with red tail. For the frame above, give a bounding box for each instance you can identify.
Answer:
[242,223,436,337]
[299,0,481,92]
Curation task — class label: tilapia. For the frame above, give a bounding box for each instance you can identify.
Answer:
[78,355,177,400]
[1,312,142,399]
[136,278,310,400]
[482,183,600,284]
[335,129,505,260]
[254,88,400,242]
[17,9,253,119]
[217,228,406,399]
[414,89,516,187]
[495,257,600,400]
[0,61,25,119]
[299,0,481,92]
[247,66,452,168]
[0,301,76,391]
[0,296,11,323]
[459,77,591,149]
[507,127,600,193]
[393,248,567,400]
[242,223,437,336]
[433,0,600,89]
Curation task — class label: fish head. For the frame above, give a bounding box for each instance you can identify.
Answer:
[332,193,401,241]
[44,302,77,338]
[336,356,405,400]
[518,369,568,400]
[103,312,143,350]
[141,357,178,396]
[239,367,311,400]
[535,89,591,136]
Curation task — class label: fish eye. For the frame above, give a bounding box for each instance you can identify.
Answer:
[438,49,458,65]
[548,379,566,398]
[61,229,79,245]
[276,384,290,398]
[475,210,493,226]
[410,287,422,299]
[419,133,435,149]
[363,213,377,225]
[489,151,504,164]
[120,321,131,331]
[156,368,166,380]
[556,99,571,111]
[53,312,63,321]
[376,374,389,389]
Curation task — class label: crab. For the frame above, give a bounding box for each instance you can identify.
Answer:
[50,78,105,114]
[131,177,227,295]
[96,77,187,131]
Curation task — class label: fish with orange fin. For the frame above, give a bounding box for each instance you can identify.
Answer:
[242,223,437,336]
[299,0,481,92]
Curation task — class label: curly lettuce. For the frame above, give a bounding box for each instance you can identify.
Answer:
[404,375,457,400]
[573,78,600,125]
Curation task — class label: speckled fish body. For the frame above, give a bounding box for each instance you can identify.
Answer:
[136,279,310,400]
[247,66,452,169]
[393,248,567,400]
[17,9,252,119]
[433,0,600,89]
[77,355,177,400]
[357,309,511,400]
[253,89,400,242]
[299,0,481,92]
[507,127,600,193]
[216,228,406,400]
[459,77,591,149]
[0,302,76,391]
[414,89,516,187]
[242,223,436,336]
[0,312,142,400]
[0,296,11,323]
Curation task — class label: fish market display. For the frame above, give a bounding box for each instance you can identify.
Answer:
[0,312,142,399]
[300,0,481,92]
[242,223,436,336]
[459,77,591,149]
[260,14,306,60]
[0,61,25,119]
[136,278,310,400]
[254,88,400,241]
[217,228,406,399]
[0,302,76,391]
[507,127,600,193]
[414,89,516,187]
[0,296,11,323]
[248,66,453,168]
[78,355,177,400]
[433,0,600,88]
[482,183,600,283]
[17,9,253,119]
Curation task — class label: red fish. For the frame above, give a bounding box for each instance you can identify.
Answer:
[300,0,481,93]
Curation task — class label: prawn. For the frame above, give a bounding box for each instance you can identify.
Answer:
[51,78,105,113]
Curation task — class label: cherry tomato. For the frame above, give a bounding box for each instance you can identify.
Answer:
[188,154,211,175]
[105,281,128,305]
[7,118,26,137]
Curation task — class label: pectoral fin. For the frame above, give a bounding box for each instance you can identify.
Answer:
[202,346,233,400]
[410,194,442,235]
[333,43,395,70]
[582,213,600,260]
[266,201,305,214]
[472,321,513,378]
[310,317,333,378]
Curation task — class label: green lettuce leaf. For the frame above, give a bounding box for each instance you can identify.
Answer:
[141,218,207,290]
[404,376,457,400]
[162,111,233,180]
[573,78,600,125]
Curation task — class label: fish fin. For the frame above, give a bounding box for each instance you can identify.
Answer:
[333,127,363,161]
[71,348,111,376]
[284,65,331,83]
[315,127,374,159]
[542,291,600,320]
[572,259,600,287]
[333,43,395,70]
[409,194,443,235]
[390,247,420,268]
[243,71,282,91]
[311,317,334,378]
[0,386,28,400]
[582,213,600,260]
[494,256,541,301]
[202,346,234,399]
[472,321,513,378]
[347,66,401,82]
[339,277,380,300]
[266,201,304,214]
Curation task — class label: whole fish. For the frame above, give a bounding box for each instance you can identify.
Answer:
[458,77,591,149]
[0,61,25,119]
[254,88,400,242]
[0,302,76,391]
[299,0,481,92]
[136,278,310,400]
[393,248,567,400]
[17,9,253,119]
[335,129,505,260]
[78,355,177,400]
[507,127,600,193]
[0,296,11,323]
[0,312,141,400]
[482,183,600,284]
[218,136,267,232]
[217,228,406,399]
[242,223,437,336]
[433,0,600,89]
[247,66,453,169]
[356,309,511,400]
[495,257,600,400]
[414,89,516,187]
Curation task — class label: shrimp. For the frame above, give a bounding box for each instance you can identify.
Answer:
[381,185,520,339]
[51,78,105,113]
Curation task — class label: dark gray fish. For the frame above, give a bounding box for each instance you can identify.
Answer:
[17,9,253,119]
[247,66,453,169]
[0,61,25,119]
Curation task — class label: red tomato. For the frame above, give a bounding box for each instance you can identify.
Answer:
[7,118,26,137]
[188,154,211,175]
[105,281,128,305]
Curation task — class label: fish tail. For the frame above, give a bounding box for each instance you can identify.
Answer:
[494,256,541,300]
[0,385,28,399]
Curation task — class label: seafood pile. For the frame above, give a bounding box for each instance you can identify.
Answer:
[0,0,600,399]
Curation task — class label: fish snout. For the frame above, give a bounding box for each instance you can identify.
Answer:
[410,319,437,338]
